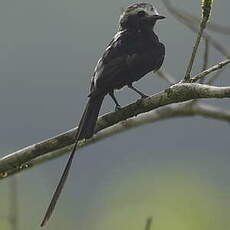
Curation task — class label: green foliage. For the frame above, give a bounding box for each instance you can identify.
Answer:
[92,167,229,230]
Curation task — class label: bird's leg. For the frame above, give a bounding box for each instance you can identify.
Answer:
[128,84,148,99]
[109,91,121,111]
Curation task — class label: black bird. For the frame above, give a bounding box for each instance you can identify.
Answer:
[41,2,165,226]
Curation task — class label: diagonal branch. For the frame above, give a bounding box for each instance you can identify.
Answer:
[168,7,230,35]
[1,83,230,178]
[191,59,230,82]
[162,0,230,59]
[180,0,212,82]
[156,68,177,84]
[207,68,225,85]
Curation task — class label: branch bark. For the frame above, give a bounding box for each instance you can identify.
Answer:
[191,59,230,82]
[1,83,230,179]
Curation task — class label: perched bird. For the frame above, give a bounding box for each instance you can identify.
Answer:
[41,2,165,226]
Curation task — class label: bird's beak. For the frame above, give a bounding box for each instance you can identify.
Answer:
[142,14,166,25]
[153,15,166,20]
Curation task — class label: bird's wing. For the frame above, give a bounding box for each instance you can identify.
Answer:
[90,30,165,94]
[90,30,130,91]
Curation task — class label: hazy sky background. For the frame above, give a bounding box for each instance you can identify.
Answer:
[0,0,229,230]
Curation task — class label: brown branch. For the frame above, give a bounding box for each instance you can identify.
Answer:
[184,0,212,82]
[1,83,230,178]
[191,59,230,82]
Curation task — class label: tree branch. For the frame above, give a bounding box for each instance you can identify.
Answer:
[191,59,230,82]
[1,83,230,178]
[156,68,177,84]
[162,0,230,59]
[169,8,230,35]
[184,2,210,82]
[202,39,209,72]
[207,68,225,85]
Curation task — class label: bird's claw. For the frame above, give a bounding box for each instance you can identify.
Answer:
[141,94,148,99]
[115,105,121,111]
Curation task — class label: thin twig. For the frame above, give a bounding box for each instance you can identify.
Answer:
[191,39,210,103]
[202,39,209,72]
[207,68,225,85]
[184,23,206,81]
[178,17,230,58]
[162,0,230,59]
[156,68,177,84]
[191,59,230,82]
[162,0,229,85]
[173,8,230,35]
[184,0,213,81]
[198,38,209,85]
[144,217,153,230]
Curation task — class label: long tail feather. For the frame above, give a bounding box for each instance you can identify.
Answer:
[40,95,105,227]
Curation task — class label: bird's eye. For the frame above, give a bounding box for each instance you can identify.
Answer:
[137,10,146,17]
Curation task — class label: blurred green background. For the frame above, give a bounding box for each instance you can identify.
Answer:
[0,0,230,229]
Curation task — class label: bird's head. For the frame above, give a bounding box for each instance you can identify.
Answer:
[119,2,165,31]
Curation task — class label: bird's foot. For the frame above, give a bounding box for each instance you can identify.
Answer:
[115,105,121,111]
[140,94,148,99]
